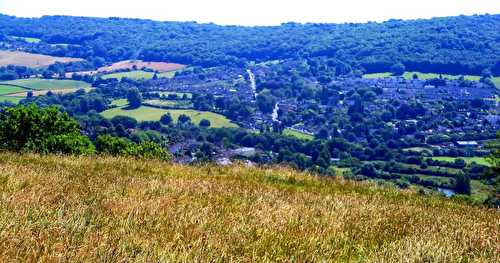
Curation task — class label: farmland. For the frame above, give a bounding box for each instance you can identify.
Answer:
[0,50,83,68]
[364,71,480,80]
[9,36,42,43]
[144,99,193,108]
[1,78,91,90]
[363,71,500,88]
[0,153,497,262]
[102,70,180,80]
[98,60,186,73]
[429,156,491,167]
[0,85,26,95]
[0,95,23,103]
[158,92,193,99]
[283,128,314,140]
[101,105,238,128]
[6,87,93,97]
[0,79,91,101]
[102,70,155,80]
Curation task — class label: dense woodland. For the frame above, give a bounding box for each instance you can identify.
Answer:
[0,14,499,75]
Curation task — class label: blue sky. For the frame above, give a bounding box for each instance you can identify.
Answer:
[1,0,499,26]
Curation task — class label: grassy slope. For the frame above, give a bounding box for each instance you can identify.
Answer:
[1,78,91,90]
[101,105,238,128]
[0,153,497,262]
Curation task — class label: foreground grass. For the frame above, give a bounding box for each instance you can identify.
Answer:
[0,153,498,262]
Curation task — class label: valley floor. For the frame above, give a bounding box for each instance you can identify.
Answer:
[0,153,498,262]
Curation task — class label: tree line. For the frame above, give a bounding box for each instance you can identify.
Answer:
[0,14,499,75]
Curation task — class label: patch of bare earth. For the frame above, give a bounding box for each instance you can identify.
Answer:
[0,51,83,68]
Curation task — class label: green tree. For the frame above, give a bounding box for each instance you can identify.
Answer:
[486,132,499,177]
[256,91,276,114]
[454,173,471,195]
[178,114,191,124]
[199,119,211,128]
[127,87,142,109]
[390,62,405,76]
[96,135,171,161]
[160,113,173,125]
[0,104,94,154]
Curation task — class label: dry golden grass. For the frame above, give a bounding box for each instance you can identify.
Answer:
[0,153,498,262]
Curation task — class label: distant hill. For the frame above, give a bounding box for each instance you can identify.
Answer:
[0,14,499,75]
[0,153,497,261]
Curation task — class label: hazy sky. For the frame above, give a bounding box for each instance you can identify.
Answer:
[1,0,499,26]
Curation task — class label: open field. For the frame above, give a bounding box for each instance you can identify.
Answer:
[363,71,481,80]
[158,92,193,98]
[429,156,491,166]
[363,71,500,88]
[1,78,91,90]
[0,85,26,95]
[99,60,186,73]
[9,36,42,43]
[0,51,83,68]
[101,105,238,128]
[110,99,129,107]
[102,70,155,80]
[144,99,193,108]
[102,70,180,80]
[0,153,497,262]
[283,128,314,140]
[0,95,23,103]
[7,87,93,97]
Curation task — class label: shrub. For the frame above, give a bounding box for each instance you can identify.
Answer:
[42,133,95,155]
[0,104,94,154]
[96,135,170,161]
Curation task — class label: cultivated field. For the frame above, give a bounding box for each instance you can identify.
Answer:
[0,50,83,68]
[99,60,186,73]
[283,128,314,140]
[1,78,91,90]
[0,85,26,95]
[0,95,22,103]
[9,36,42,43]
[101,105,238,128]
[102,70,155,80]
[144,99,193,108]
[363,71,500,88]
[429,156,491,166]
[0,79,91,102]
[0,153,497,262]
[7,87,93,97]
[101,70,178,80]
[363,71,482,80]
